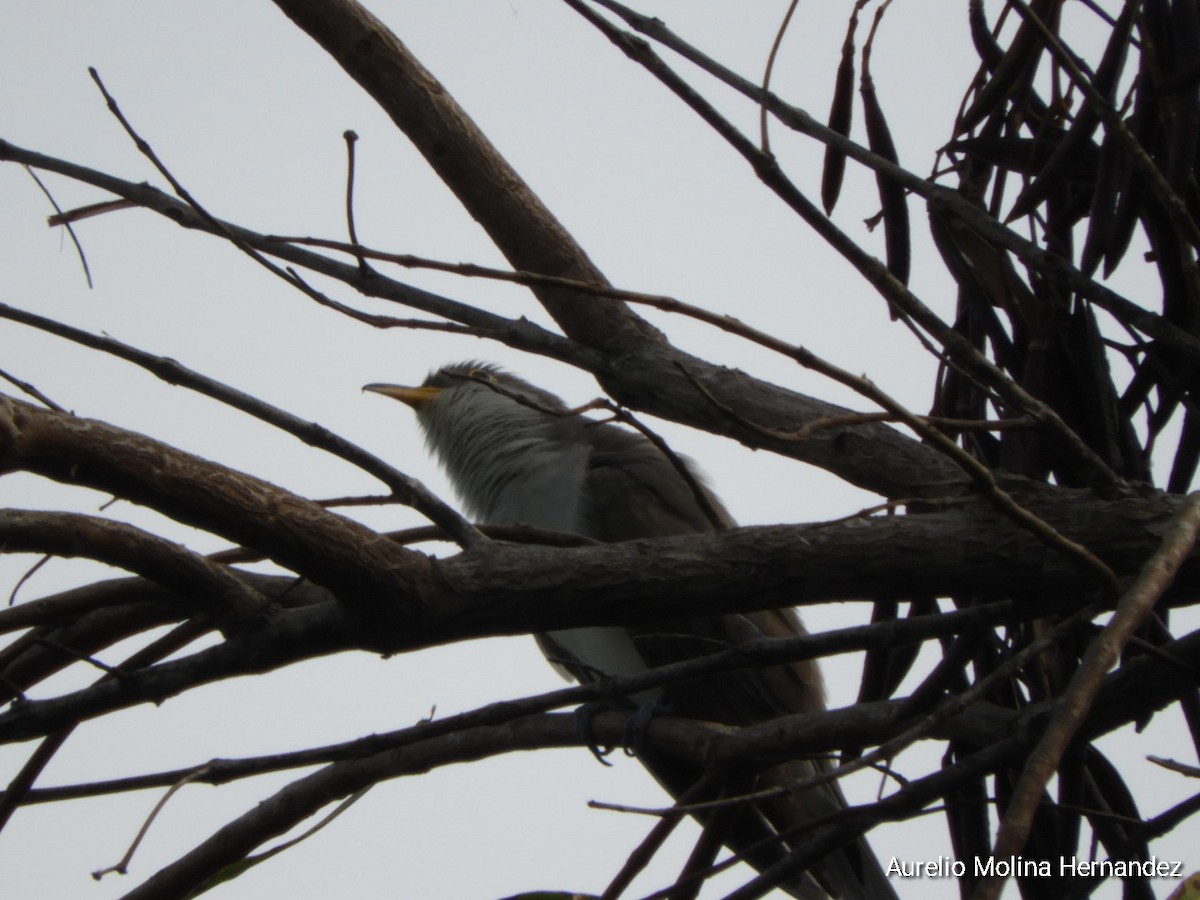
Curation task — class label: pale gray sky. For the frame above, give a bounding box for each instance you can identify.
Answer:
[1,2,1193,898]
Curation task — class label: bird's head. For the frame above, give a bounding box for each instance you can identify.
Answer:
[364,361,571,426]
[364,362,586,520]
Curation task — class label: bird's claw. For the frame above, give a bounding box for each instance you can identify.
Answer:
[623,696,669,758]
[574,701,616,766]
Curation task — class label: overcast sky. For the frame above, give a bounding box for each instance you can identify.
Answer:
[1,2,1193,898]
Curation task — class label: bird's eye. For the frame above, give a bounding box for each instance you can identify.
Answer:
[467,368,496,383]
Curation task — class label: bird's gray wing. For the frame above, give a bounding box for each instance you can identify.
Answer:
[581,424,895,900]
[582,424,825,725]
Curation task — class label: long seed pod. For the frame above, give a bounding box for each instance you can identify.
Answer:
[969,0,1004,72]
[1165,1,1200,202]
[959,0,1061,134]
[861,2,910,290]
[1006,0,1136,223]
[1100,78,1149,279]
[1102,152,1142,279]
[965,0,1053,131]
[1081,126,1123,277]
[821,2,864,214]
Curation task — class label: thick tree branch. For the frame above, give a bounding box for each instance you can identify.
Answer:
[0,395,433,613]
[0,574,327,706]
[0,509,270,628]
[0,601,351,743]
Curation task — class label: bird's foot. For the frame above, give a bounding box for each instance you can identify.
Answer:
[573,702,617,766]
[623,695,670,759]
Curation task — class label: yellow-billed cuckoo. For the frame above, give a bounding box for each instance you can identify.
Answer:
[365,362,895,900]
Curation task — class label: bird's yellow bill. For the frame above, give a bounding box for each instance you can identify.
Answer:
[362,383,443,409]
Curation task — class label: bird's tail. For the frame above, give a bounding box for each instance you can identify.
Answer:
[638,751,896,899]
[754,758,897,900]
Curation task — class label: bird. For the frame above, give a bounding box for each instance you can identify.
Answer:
[365,361,896,900]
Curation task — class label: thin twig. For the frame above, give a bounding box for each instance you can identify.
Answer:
[600,772,718,900]
[0,619,209,834]
[588,402,729,531]
[88,68,304,285]
[92,765,214,880]
[760,0,800,154]
[6,555,51,607]
[285,267,475,334]
[0,367,65,413]
[22,165,93,288]
[1148,756,1200,779]
[46,197,137,226]
[342,129,370,274]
